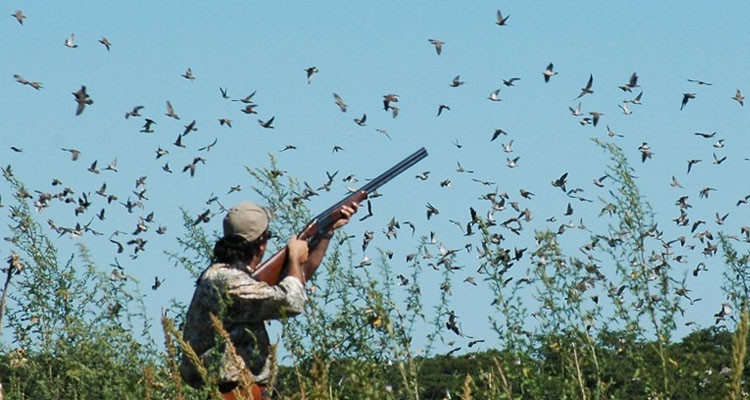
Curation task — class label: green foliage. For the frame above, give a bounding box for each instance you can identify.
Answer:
[2,144,750,400]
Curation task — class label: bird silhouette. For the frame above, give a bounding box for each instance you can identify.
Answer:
[72,86,93,115]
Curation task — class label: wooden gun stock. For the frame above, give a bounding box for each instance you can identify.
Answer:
[252,147,428,285]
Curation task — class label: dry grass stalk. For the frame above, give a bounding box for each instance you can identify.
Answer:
[143,363,155,400]
[161,313,185,400]
[460,373,473,400]
[308,354,331,400]
[492,357,513,399]
[266,342,279,397]
[209,312,256,400]
[729,305,749,400]
[572,346,588,400]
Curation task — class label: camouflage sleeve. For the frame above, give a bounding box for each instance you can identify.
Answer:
[225,275,306,321]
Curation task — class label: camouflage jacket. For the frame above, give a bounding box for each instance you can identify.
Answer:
[180,262,305,387]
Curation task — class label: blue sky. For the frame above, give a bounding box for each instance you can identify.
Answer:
[2,2,750,356]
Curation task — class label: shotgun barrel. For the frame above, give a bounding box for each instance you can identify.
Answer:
[252,147,428,284]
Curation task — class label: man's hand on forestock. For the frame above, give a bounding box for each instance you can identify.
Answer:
[331,203,358,231]
[286,234,309,282]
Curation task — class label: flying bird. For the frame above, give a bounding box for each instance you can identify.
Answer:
[305,66,319,84]
[687,78,712,86]
[181,67,196,81]
[333,93,348,112]
[125,105,144,119]
[575,74,594,99]
[681,93,696,110]
[618,103,632,115]
[354,113,367,126]
[638,142,653,162]
[491,128,507,141]
[72,86,93,115]
[618,73,640,92]
[506,156,520,168]
[64,33,77,48]
[241,103,258,114]
[495,9,509,26]
[165,100,180,119]
[183,120,197,135]
[503,77,520,86]
[449,75,465,87]
[12,10,26,25]
[140,118,156,133]
[258,116,275,129]
[694,131,716,138]
[234,91,257,104]
[627,91,643,105]
[569,102,582,116]
[62,148,81,161]
[687,158,702,174]
[375,128,392,140]
[99,37,112,51]
[428,38,444,55]
[589,111,604,127]
[715,302,732,324]
[383,93,399,111]
[543,63,558,82]
[437,104,451,116]
[487,89,502,102]
[732,89,744,106]
[198,138,218,152]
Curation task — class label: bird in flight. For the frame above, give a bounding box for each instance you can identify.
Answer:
[12,10,26,25]
[687,78,712,86]
[618,72,640,92]
[569,102,582,116]
[72,86,93,115]
[141,118,156,133]
[449,75,465,87]
[99,37,112,51]
[495,9,509,26]
[333,93,348,112]
[62,148,81,161]
[428,38,444,55]
[575,74,594,99]
[503,77,520,86]
[64,33,77,48]
[686,158,701,174]
[543,63,558,82]
[487,89,501,102]
[681,93,696,110]
[258,116,275,129]
[437,104,451,116]
[305,66,319,84]
[491,128,510,141]
[732,89,744,106]
[182,67,196,81]
[165,100,180,119]
[354,113,367,126]
[627,91,643,105]
[125,105,144,119]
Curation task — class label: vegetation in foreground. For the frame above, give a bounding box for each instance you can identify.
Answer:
[1,142,749,400]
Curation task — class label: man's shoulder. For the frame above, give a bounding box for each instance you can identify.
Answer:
[200,262,258,285]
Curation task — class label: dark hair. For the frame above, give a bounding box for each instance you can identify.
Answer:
[212,234,264,265]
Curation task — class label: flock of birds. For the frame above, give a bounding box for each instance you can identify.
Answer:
[4,7,750,353]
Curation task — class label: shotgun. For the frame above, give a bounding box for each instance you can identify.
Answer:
[252,147,428,284]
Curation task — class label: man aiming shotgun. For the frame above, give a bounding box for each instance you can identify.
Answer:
[180,147,427,399]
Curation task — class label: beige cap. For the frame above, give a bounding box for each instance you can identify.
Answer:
[222,202,273,242]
